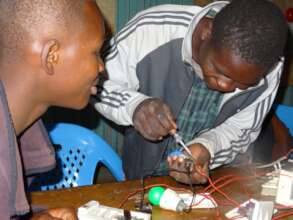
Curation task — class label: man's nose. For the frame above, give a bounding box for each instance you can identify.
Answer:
[216,78,235,92]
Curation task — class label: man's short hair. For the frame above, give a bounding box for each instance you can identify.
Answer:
[0,0,88,59]
[212,0,288,70]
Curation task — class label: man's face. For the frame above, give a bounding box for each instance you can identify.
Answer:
[197,41,265,93]
[53,1,105,109]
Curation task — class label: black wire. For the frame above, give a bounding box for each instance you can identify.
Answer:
[139,177,145,210]
[138,139,171,211]
[184,164,196,213]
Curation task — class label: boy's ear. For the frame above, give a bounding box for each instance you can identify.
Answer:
[41,39,59,75]
[200,19,213,41]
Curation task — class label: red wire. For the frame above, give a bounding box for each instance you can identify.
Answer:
[272,211,293,220]
[202,174,236,192]
[190,192,216,208]
[190,174,248,209]
[118,166,275,216]
[191,193,223,219]
[208,176,253,194]
[206,170,268,197]
[200,171,241,208]
[275,204,293,209]
[117,147,293,219]
[196,170,268,218]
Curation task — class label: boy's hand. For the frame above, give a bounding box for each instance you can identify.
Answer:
[133,98,176,140]
[31,208,77,220]
[167,143,211,184]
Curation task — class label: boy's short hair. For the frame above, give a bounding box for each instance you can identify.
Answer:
[212,0,287,70]
[0,0,89,60]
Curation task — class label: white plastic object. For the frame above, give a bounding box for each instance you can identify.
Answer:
[276,169,293,206]
[225,199,274,220]
[78,200,151,220]
[261,173,279,196]
[159,188,187,212]
[179,192,217,208]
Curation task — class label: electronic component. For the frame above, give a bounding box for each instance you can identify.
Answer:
[148,187,217,211]
[261,176,279,196]
[260,171,279,196]
[78,200,151,220]
[275,169,293,206]
[148,186,187,212]
[225,199,274,220]
[178,192,217,208]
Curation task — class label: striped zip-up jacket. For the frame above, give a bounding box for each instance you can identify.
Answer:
[94,2,284,177]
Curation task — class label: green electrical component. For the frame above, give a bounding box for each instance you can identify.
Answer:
[148,186,165,206]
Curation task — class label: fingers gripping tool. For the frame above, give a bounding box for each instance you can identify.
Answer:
[169,133,196,172]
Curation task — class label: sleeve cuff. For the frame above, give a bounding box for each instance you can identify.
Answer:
[125,95,151,125]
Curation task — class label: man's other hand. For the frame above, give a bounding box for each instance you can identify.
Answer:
[31,208,77,220]
[167,143,211,184]
[133,98,176,141]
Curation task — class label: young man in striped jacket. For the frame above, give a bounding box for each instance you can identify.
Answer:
[94,0,288,184]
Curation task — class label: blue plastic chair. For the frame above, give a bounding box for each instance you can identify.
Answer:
[30,123,125,191]
[275,104,293,136]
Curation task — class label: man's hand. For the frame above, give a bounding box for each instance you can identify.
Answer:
[31,208,77,220]
[167,143,211,184]
[133,98,176,140]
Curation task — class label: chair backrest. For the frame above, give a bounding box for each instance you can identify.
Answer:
[30,123,125,191]
[275,104,293,136]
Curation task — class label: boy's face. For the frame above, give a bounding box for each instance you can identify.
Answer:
[197,41,265,93]
[52,1,105,109]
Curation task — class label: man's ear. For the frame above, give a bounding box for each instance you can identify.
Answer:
[200,18,213,41]
[41,39,59,75]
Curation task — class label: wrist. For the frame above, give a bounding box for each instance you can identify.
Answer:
[132,97,157,123]
[188,138,214,158]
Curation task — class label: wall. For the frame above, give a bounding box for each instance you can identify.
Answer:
[194,0,213,6]
[96,0,116,33]
[116,0,194,31]
[272,0,293,105]
[273,0,293,86]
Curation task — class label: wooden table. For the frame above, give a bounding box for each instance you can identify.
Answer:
[29,167,289,219]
